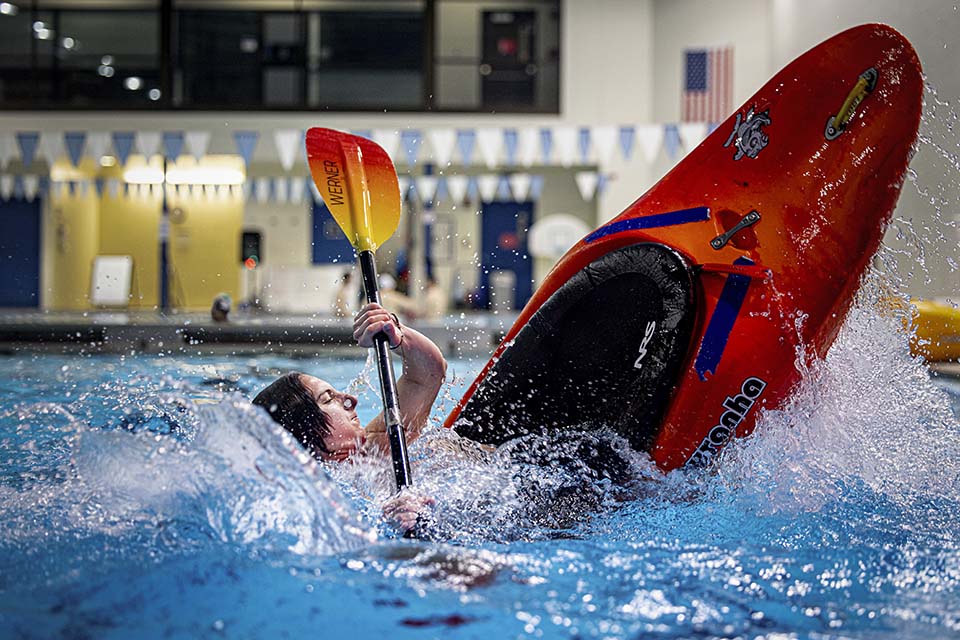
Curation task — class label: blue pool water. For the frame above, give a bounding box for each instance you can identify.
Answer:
[1,297,959,639]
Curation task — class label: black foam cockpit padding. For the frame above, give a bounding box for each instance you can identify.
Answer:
[454,243,697,455]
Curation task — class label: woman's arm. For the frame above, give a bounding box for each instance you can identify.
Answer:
[353,302,447,454]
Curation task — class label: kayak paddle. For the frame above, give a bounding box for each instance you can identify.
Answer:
[305,127,412,491]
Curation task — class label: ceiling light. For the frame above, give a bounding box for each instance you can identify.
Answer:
[123,76,142,91]
[101,54,113,65]
[99,156,117,167]
[0,3,19,16]
[62,36,75,49]
[148,88,161,101]
[98,65,114,77]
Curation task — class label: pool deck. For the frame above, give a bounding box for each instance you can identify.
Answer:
[0,309,519,358]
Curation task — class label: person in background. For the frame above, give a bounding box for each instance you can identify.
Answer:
[332,272,354,319]
[421,275,447,320]
[211,293,231,323]
[378,273,419,322]
[252,302,446,533]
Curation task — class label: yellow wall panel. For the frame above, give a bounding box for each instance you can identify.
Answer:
[167,192,242,311]
[98,190,161,309]
[45,188,100,310]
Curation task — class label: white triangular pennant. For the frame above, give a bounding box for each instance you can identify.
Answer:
[477,174,499,202]
[373,129,401,164]
[575,172,599,200]
[517,127,540,166]
[136,131,161,159]
[591,125,618,165]
[553,126,578,167]
[185,130,211,161]
[274,177,289,204]
[415,175,439,203]
[23,175,39,201]
[476,128,503,169]
[508,173,533,202]
[274,129,301,172]
[636,124,664,164]
[39,131,65,164]
[678,122,708,152]
[87,131,111,161]
[427,128,456,166]
[446,175,469,204]
[0,133,16,165]
[0,175,13,200]
[255,177,271,204]
[397,176,412,201]
[289,176,305,204]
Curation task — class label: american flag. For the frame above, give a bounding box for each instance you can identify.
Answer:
[682,46,733,122]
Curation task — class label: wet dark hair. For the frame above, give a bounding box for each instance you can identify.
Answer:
[252,372,332,455]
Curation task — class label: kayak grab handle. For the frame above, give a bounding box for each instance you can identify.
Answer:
[711,210,760,250]
[825,67,878,140]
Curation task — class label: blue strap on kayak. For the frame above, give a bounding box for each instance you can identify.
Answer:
[694,256,755,381]
[585,206,710,243]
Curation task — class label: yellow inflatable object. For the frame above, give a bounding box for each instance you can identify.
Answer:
[911,300,960,362]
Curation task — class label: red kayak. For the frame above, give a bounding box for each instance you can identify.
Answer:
[444,24,923,471]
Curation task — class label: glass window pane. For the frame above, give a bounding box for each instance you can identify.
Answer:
[57,11,160,107]
[177,11,261,107]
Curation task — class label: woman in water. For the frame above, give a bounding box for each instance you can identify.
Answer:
[252,302,446,532]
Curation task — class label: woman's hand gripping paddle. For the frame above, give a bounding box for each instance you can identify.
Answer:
[305,128,412,492]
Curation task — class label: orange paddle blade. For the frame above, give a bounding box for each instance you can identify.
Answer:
[305,128,401,252]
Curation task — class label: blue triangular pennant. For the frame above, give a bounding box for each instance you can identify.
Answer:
[578,127,591,164]
[233,131,259,167]
[351,129,373,141]
[112,132,135,165]
[16,132,39,167]
[539,128,554,164]
[400,130,422,166]
[597,173,611,196]
[496,175,512,201]
[162,131,185,162]
[530,175,545,201]
[13,176,24,200]
[94,178,105,197]
[663,124,681,159]
[618,126,636,160]
[456,130,477,166]
[503,129,519,165]
[466,176,479,202]
[707,122,721,135]
[64,132,86,167]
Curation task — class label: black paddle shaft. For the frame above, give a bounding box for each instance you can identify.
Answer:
[358,250,413,490]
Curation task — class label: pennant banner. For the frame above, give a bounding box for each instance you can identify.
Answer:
[509,173,532,202]
[289,175,305,205]
[1,174,14,199]
[185,130,211,161]
[64,132,87,167]
[636,124,664,164]
[373,129,401,164]
[162,131,185,162]
[0,133,15,166]
[476,128,502,169]
[575,171,599,201]
[23,175,39,201]
[503,129,519,166]
[17,131,40,168]
[274,129,302,172]
[592,125,617,165]
[234,131,259,167]
[678,122,708,152]
[112,132,135,165]
[618,126,636,160]
[663,124,681,160]
[518,127,539,167]
[456,129,477,166]
[446,174,469,204]
[400,129,422,166]
[553,126,578,168]
[136,131,161,160]
[86,131,111,162]
[427,128,456,167]
[477,174,499,202]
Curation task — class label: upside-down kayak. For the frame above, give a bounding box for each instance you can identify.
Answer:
[443,24,924,471]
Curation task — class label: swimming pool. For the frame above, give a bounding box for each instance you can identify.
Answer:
[1,301,959,639]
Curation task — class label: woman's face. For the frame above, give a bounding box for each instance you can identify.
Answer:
[298,374,362,462]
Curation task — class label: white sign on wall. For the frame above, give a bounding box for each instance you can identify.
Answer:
[90,255,133,307]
